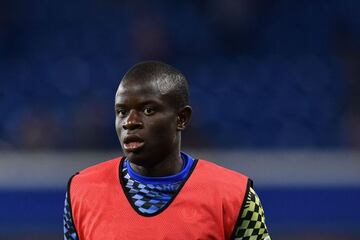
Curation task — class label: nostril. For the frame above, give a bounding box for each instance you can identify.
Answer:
[123,120,143,130]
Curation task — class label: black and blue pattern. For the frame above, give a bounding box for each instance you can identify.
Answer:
[122,166,181,214]
[63,192,79,240]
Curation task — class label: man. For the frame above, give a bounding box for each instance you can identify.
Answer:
[64,61,271,240]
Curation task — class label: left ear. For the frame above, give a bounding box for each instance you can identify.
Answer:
[176,105,192,131]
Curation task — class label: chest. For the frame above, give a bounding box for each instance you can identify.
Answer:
[74,184,227,240]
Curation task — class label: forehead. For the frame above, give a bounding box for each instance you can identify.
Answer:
[115,79,170,105]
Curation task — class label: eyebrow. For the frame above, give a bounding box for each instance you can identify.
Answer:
[114,103,125,108]
[114,100,161,108]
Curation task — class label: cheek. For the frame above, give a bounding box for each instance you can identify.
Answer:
[115,118,123,135]
[147,118,177,139]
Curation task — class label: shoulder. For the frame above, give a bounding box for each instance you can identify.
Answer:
[232,186,271,239]
[70,157,123,185]
[195,159,250,192]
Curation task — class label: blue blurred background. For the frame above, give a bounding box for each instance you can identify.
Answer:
[1,0,360,239]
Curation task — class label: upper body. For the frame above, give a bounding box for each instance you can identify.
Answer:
[64,61,271,239]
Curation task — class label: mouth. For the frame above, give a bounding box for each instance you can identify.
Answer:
[123,135,145,152]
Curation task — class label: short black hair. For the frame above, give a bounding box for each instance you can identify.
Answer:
[122,61,189,109]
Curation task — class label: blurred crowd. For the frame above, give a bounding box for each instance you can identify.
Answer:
[0,0,359,150]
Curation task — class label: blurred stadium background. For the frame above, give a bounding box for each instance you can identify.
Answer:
[1,0,360,239]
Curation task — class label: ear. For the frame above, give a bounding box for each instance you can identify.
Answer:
[176,105,192,131]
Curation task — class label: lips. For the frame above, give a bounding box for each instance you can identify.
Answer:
[123,135,144,152]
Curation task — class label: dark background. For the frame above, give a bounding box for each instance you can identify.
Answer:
[1,0,360,150]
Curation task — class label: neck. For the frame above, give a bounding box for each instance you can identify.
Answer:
[129,151,183,177]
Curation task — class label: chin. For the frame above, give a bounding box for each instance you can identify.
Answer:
[124,151,147,166]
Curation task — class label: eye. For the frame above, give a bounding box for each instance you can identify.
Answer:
[116,108,128,117]
[143,107,155,116]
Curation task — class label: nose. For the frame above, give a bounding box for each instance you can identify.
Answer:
[122,110,143,130]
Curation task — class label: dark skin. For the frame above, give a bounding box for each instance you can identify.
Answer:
[115,77,192,177]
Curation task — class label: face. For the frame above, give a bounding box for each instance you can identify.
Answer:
[115,79,181,167]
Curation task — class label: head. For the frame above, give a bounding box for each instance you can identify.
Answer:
[115,61,192,167]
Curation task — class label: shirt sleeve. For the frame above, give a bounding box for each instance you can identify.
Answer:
[63,191,79,240]
[232,187,271,240]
